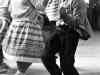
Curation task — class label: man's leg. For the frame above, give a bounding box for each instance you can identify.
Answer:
[59,29,79,75]
[41,33,62,75]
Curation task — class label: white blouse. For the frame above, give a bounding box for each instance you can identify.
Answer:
[0,0,47,22]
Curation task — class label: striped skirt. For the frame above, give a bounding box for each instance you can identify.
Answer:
[2,19,45,62]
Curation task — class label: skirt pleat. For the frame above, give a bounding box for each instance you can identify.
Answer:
[2,20,45,62]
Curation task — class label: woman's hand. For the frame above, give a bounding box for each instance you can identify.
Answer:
[0,19,9,34]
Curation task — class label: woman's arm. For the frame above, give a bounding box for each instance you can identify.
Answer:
[0,0,11,41]
[0,0,11,22]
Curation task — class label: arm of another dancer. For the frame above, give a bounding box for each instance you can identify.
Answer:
[0,0,11,42]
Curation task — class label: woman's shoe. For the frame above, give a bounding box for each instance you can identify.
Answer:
[14,70,25,75]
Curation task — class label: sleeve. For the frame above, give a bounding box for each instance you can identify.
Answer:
[0,0,11,22]
[72,0,94,39]
[73,0,87,24]
[73,0,91,27]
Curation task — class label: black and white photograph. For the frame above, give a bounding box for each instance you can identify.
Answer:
[0,0,100,75]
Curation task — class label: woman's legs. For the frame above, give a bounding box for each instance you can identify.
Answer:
[15,61,32,75]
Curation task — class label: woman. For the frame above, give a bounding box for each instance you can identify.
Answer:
[0,0,49,75]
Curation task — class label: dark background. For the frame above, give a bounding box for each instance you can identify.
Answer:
[87,0,100,30]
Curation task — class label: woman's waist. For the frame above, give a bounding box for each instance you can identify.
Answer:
[11,18,35,24]
[11,17,44,26]
[12,18,32,22]
[11,11,41,22]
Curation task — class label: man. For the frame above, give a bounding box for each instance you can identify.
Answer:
[42,0,92,75]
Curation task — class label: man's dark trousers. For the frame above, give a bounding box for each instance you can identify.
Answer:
[42,26,80,75]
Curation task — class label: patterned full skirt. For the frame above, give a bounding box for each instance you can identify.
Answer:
[2,19,45,62]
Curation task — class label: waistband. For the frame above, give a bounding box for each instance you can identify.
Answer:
[11,18,37,24]
[12,18,31,22]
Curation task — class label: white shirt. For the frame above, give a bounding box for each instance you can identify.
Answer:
[45,0,60,21]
